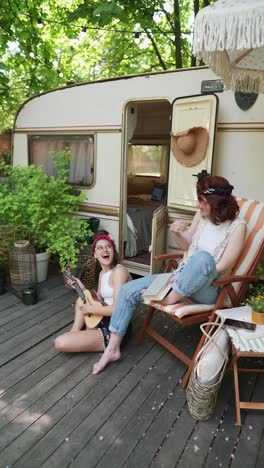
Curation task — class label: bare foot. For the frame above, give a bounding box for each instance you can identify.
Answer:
[92,347,121,375]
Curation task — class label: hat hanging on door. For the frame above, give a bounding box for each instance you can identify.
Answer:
[171,126,209,167]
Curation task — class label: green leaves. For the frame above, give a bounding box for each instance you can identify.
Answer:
[93,2,124,26]
[0,1,215,131]
[0,152,93,267]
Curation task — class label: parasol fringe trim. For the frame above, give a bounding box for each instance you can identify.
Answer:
[200,51,264,94]
[193,8,264,54]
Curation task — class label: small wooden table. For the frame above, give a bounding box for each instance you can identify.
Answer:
[229,345,264,426]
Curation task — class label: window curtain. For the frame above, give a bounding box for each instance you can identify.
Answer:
[32,140,64,176]
[31,137,94,186]
[68,138,94,185]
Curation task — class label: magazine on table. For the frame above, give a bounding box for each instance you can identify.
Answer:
[142,273,174,301]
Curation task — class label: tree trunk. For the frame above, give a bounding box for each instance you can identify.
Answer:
[173,0,182,68]
[191,0,200,66]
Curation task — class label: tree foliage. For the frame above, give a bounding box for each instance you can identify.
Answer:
[0,0,214,131]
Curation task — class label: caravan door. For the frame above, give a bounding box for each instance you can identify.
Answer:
[168,94,218,210]
[150,205,167,274]
[122,100,171,276]
[150,93,218,271]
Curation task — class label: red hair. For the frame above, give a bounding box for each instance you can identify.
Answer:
[197,175,239,224]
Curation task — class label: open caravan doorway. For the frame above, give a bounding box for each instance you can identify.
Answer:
[122,100,171,276]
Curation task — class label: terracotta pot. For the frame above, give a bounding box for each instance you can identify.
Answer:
[251,309,264,325]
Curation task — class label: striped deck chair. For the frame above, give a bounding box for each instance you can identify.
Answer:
[138,198,264,388]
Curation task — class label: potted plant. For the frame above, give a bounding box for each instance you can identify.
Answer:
[0,150,93,281]
[248,293,264,325]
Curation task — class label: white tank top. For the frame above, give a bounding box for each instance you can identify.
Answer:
[176,214,246,274]
[100,269,114,305]
[197,220,233,257]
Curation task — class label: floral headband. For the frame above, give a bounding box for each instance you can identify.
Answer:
[92,234,114,252]
[194,170,234,195]
[198,186,234,195]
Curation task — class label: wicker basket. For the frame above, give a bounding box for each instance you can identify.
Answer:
[186,319,229,420]
[78,255,96,290]
[186,363,226,420]
[10,240,37,296]
[64,245,97,290]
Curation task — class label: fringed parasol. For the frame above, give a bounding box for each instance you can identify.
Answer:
[193,0,264,93]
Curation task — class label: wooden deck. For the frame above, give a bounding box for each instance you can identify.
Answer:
[0,270,263,468]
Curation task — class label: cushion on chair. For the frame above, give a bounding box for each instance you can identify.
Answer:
[142,299,215,318]
[196,328,229,386]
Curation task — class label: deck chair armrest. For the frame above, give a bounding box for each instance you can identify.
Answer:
[212,275,259,287]
[154,253,184,261]
[154,253,184,273]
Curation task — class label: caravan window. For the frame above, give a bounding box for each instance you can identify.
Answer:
[128,144,168,178]
[29,135,94,186]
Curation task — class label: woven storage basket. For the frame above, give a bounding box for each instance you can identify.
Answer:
[79,255,96,290]
[64,244,97,290]
[186,319,229,420]
[10,240,37,296]
[186,363,226,420]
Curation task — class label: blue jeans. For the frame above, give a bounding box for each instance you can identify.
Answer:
[110,251,220,337]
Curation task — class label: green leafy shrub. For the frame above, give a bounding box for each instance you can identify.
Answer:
[0,150,93,268]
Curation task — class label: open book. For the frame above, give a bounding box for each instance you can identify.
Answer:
[142,273,174,302]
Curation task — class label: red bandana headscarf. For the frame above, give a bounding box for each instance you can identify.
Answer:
[92,234,114,253]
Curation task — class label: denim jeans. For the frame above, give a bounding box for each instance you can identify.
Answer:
[109,251,220,337]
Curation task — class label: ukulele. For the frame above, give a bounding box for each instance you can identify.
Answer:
[64,266,104,328]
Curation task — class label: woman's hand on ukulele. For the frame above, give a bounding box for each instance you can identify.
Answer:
[65,275,85,291]
[65,277,75,289]
[81,303,99,315]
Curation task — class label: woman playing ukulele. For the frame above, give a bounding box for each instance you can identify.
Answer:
[54,233,132,353]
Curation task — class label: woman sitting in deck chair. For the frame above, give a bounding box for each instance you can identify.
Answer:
[92,173,247,374]
[54,233,132,353]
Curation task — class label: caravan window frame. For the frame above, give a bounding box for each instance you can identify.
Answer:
[28,134,95,187]
[127,142,169,179]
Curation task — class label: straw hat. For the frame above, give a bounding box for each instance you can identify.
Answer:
[171,127,209,167]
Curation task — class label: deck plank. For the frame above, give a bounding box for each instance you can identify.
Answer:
[230,373,264,468]
[0,272,263,468]
[71,328,187,468]
[18,316,168,467]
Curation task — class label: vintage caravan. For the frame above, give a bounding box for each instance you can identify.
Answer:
[12,67,264,276]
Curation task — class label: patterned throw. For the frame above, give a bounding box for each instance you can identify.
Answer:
[216,306,264,352]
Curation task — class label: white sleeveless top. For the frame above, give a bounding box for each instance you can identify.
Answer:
[100,269,114,305]
[179,213,246,271]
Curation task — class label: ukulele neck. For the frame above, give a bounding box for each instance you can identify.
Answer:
[66,267,87,304]
[74,282,87,304]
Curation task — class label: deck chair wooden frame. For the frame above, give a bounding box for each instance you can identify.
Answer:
[138,198,264,389]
